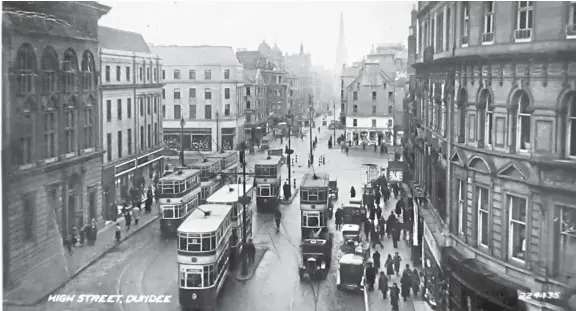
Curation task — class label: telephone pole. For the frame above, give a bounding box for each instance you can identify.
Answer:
[239,149,250,276]
[308,94,314,167]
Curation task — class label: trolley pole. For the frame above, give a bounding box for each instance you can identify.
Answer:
[239,149,249,276]
[309,95,314,166]
[287,114,293,191]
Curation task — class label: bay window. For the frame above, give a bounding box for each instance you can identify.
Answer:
[508,195,527,262]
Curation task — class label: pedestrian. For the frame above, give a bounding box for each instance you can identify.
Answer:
[376,206,383,220]
[392,227,401,249]
[369,209,375,221]
[364,218,372,241]
[372,250,381,272]
[411,268,421,297]
[371,228,383,248]
[375,191,381,208]
[390,283,400,311]
[400,271,411,301]
[146,186,154,213]
[395,199,403,218]
[335,207,343,230]
[125,210,132,231]
[378,271,389,299]
[154,186,159,204]
[133,205,140,225]
[345,146,349,155]
[385,254,395,278]
[71,226,78,247]
[350,186,356,198]
[383,186,390,203]
[393,252,402,277]
[90,219,97,245]
[392,183,399,199]
[115,222,122,242]
[374,144,377,152]
[283,182,290,200]
[247,238,256,264]
[362,191,369,208]
[387,212,397,238]
[64,236,73,255]
[366,262,376,292]
[402,264,412,277]
[378,216,386,240]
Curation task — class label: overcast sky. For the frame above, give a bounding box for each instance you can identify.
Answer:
[98,1,415,70]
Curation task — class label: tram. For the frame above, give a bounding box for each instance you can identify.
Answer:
[206,183,254,267]
[177,204,233,311]
[299,173,330,239]
[254,156,282,213]
[207,150,239,184]
[190,159,222,205]
[157,169,201,234]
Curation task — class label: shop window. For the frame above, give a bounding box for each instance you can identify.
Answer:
[507,195,527,262]
[556,204,576,276]
[476,185,489,247]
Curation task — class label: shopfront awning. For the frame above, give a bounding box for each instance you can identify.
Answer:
[444,247,529,310]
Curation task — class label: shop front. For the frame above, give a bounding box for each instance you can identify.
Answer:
[191,128,212,151]
[102,148,164,220]
[422,218,446,310]
[221,128,235,150]
[444,247,529,311]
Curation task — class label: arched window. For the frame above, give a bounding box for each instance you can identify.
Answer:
[64,99,77,154]
[457,88,467,143]
[81,51,95,90]
[477,89,494,148]
[516,91,532,152]
[84,97,95,150]
[566,92,576,157]
[16,44,36,94]
[43,98,58,159]
[62,49,78,92]
[17,99,35,165]
[41,47,58,93]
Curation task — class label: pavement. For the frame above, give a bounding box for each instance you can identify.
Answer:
[3,204,158,307]
[4,115,418,311]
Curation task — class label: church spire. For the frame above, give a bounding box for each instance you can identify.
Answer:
[300,42,304,54]
[335,12,348,74]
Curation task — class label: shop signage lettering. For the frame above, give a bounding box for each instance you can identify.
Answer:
[389,171,403,182]
[387,161,404,183]
[115,161,136,175]
[423,221,442,264]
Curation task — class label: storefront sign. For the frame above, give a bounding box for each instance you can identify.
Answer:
[115,160,136,176]
[387,161,404,183]
[423,221,442,264]
[137,149,163,168]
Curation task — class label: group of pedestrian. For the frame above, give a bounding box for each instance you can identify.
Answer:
[64,219,99,255]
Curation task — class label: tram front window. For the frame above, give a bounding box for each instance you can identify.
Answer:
[203,265,215,287]
[180,270,202,288]
[162,206,175,219]
[259,186,271,196]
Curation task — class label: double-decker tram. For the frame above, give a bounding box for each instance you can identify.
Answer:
[208,151,239,184]
[157,169,201,234]
[177,204,233,311]
[299,173,330,238]
[254,156,282,213]
[206,183,254,267]
[190,159,222,205]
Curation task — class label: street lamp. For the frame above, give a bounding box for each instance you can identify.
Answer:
[180,117,185,167]
[286,110,294,191]
[238,148,251,277]
[216,111,220,152]
[332,100,336,145]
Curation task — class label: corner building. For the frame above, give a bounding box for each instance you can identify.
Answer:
[98,26,164,220]
[406,1,576,311]
[152,46,245,152]
[2,1,109,297]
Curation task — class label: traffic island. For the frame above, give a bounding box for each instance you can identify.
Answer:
[280,188,300,205]
[236,246,268,281]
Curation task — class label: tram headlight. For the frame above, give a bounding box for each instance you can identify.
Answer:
[192,293,197,300]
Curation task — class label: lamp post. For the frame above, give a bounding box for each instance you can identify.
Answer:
[308,94,314,166]
[238,149,250,277]
[216,111,220,152]
[332,100,336,145]
[180,117,185,167]
[286,111,294,191]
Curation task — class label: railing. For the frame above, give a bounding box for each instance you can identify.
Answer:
[514,28,532,41]
[482,32,494,43]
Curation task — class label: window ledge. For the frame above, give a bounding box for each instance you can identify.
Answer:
[514,38,532,43]
[44,157,58,164]
[566,35,576,40]
[461,43,469,48]
[19,163,36,170]
[481,41,494,46]
[64,152,76,159]
[83,148,95,153]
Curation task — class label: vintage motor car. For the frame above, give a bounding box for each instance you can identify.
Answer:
[298,237,333,281]
[336,253,365,293]
[268,149,286,164]
[329,179,339,200]
[341,224,362,243]
[341,204,367,227]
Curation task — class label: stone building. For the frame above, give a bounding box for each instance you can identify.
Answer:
[404,1,576,311]
[243,68,268,144]
[152,46,245,152]
[2,0,109,299]
[98,26,164,220]
[344,62,396,145]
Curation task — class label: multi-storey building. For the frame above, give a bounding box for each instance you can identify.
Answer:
[340,63,361,125]
[404,2,576,311]
[285,44,313,107]
[344,62,396,146]
[152,46,245,152]
[262,66,288,120]
[287,72,300,114]
[243,68,268,144]
[2,1,109,301]
[98,26,164,220]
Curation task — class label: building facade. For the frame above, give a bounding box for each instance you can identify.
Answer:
[2,1,109,298]
[344,62,396,145]
[243,68,268,144]
[98,26,164,220]
[153,46,245,153]
[404,1,576,311]
[287,72,300,114]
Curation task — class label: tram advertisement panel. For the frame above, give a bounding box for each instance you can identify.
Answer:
[361,164,379,185]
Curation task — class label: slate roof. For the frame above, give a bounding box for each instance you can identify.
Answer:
[342,66,360,77]
[258,40,272,56]
[150,46,241,66]
[98,26,151,53]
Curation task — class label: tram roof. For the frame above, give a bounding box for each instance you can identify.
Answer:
[255,156,282,165]
[189,159,219,168]
[159,169,200,182]
[339,253,364,265]
[301,173,329,188]
[342,224,360,232]
[207,150,238,159]
[207,183,254,204]
[178,204,232,233]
